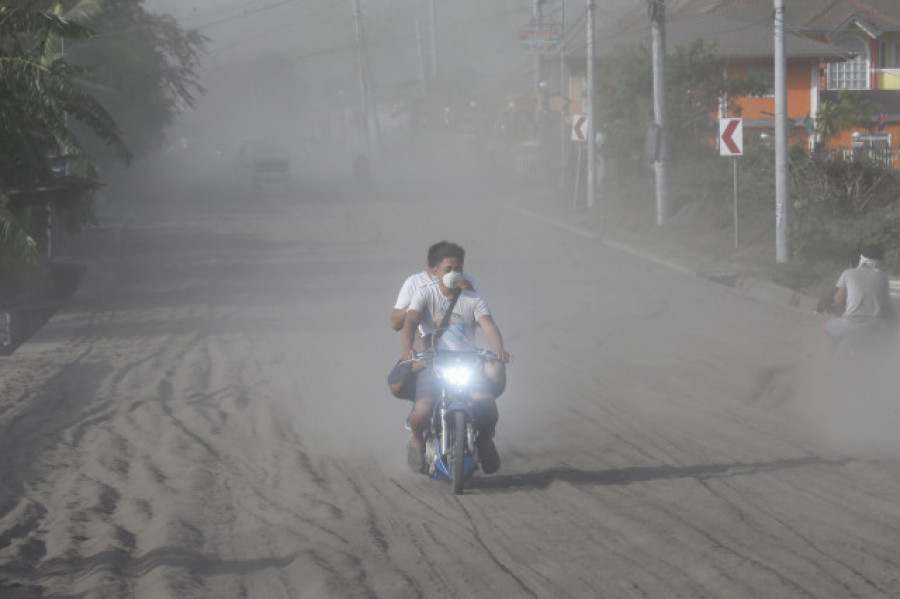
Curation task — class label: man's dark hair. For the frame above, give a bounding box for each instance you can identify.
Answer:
[427,241,447,267]
[427,241,465,267]
[860,243,885,261]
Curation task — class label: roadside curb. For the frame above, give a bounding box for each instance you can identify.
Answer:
[509,202,818,313]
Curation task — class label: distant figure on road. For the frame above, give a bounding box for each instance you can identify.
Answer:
[352,152,369,184]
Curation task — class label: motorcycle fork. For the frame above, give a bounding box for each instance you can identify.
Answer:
[440,398,475,457]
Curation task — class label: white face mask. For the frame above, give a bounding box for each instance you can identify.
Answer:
[859,254,882,269]
[442,271,463,290]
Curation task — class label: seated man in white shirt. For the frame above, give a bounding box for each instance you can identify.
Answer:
[824,243,894,344]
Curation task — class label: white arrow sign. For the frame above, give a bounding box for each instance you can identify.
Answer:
[571,114,588,142]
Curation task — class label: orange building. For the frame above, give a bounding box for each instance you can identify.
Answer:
[565,0,900,166]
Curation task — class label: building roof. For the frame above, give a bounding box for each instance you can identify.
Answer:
[666,13,849,61]
[672,0,900,32]
[566,10,849,63]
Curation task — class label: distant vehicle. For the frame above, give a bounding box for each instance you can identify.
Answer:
[235,138,292,191]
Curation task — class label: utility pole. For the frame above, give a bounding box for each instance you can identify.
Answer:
[533,0,543,95]
[352,0,380,147]
[649,0,669,225]
[559,0,567,186]
[774,0,790,262]
[415,17,427,95]
[586,0,596,209]
[352,0,369,150]
[428,0,439,80]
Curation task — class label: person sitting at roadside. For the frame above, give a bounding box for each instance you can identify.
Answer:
[823,243,894,347]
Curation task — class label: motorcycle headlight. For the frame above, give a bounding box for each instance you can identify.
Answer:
[438,365,473,386]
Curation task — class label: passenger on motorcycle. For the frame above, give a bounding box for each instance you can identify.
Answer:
[389,241,482,399]
[400,243,511,475]
[823,243,894,348]
[390,240,480,332]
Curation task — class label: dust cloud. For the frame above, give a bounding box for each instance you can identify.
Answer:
[131,0,900,467]
[134,0,900,465]
[762,329,900,461]
[5,4,900,596]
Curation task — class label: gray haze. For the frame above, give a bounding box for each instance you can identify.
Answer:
[1,1,900,597]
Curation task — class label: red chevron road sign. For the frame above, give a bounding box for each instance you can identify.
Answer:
[571,114,587,142]
[719,118,743,156]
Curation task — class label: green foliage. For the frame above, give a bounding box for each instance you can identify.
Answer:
[595,39,766,181]
[64,0,207,159]
[788,147,900,270]
[593,37,897,292]
[594,44,653,181]
[0,2,131,186]
[815,90,882,143]
[0,0,205,289]
[667,139,900,291]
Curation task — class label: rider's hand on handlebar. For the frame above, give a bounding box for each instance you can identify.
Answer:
[495,350,513,364]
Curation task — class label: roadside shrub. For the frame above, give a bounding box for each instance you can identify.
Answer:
[790,147,900,273]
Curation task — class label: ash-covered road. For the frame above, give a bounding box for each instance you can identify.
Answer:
[1,160,900,598]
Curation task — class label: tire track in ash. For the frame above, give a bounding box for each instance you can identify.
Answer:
[328,462,424,597]
[0,278,201,592]
[565,458,871,597]
[12,337,197,593]
[17,301,245,595]
[700,476,892,597]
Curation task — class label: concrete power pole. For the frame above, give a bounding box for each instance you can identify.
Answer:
[415,17,427,95]
[428,0,439,80]
[352,0,380,147]
[586,0,596,209]
[774,0,790,262]
[559,0,567,186]
[533,0,543,95]
[649,0,669,225]
[352,0,370,149]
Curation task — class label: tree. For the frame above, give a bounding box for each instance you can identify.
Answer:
[595,39,766,179]
[0,2,130,186]
[815,89,882,145]
[0,0,205,269]
[63,0,206,160]
[0,1,134,264]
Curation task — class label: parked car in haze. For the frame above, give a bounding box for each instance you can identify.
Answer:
[235,138,292,192]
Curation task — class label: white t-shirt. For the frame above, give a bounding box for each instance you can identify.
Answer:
[393,270,482,310]
[836,266,890,319]
[408,285,491,351]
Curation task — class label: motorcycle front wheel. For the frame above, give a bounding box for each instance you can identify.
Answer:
[451,411,467,495]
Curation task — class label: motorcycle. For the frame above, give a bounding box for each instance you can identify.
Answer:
[817,300,896,367]
[422,349,489,495]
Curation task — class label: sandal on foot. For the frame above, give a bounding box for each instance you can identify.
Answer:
[407,444,426,474]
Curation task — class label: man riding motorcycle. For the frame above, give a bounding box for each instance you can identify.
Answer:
[400,243,511,475]
[388,241,482,400]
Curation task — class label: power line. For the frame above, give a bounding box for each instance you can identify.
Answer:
[209,3,530,60]
[208,0,346,53]
[176,0,278,28]
[195,0,304,31]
